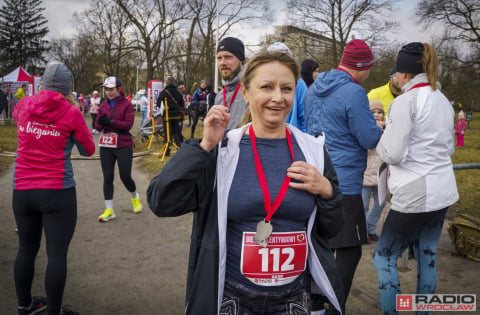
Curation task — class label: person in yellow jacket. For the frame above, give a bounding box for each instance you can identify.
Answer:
[15,83,27,100]
[367,68,402,114]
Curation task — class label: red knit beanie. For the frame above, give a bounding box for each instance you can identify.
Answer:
[340,39,375,71]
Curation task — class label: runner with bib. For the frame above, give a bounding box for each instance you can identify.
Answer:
[148,51,345,315]
[95,76,143,222]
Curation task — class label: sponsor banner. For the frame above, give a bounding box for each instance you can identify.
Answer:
[397,294,476,312]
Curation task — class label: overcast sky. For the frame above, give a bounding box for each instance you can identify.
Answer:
[1,0,435,50]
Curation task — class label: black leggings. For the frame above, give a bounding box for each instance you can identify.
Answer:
[163,117,183,147]
[334,246,362,300]
[100,145,136,200]
[190,108,206,138]
[90,113,97,129]
[13,187,77,315]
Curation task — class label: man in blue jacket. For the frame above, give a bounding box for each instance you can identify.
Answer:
[304,39,383,302]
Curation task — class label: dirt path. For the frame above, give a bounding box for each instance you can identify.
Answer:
[0,116,478,314]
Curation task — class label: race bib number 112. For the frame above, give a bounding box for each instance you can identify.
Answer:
[240,231,308,286]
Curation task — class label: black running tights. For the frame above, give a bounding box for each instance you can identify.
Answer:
[100,145,136,200]
[334,245,362,300]
[13,187,77,315]
[190,108,205,138]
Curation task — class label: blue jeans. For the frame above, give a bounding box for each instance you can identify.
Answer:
[362,186,386,235]
[372,208,447,315]
[140,108,147,126]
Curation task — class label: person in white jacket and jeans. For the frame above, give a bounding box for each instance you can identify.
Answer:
[372,42,459,315]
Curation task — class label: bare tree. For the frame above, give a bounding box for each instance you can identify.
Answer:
[415,1,480,110]
[48,36,99,94]
[435,43,480,111]
[75,0,136,78]
[176,0,271,89]
[417,0,480,66]
[114,0,190,84]
[285,0,398,66]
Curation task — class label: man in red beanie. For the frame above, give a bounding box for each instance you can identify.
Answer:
[214,36,247,131]
[304,39,383,305]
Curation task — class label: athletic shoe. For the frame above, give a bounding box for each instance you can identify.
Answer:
[131,194,143,213]
[98,208,116,222]
[368,233,379,241]
[61,305,80,315]
[18,296,47,315]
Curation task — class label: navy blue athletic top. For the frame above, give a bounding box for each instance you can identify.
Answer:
[226,134,316,291]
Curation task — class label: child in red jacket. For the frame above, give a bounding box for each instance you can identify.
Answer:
[454,110,467,147]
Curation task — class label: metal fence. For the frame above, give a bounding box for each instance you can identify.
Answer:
[453,163,480,170]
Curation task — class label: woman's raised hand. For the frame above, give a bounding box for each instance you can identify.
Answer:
[199,105,231,152]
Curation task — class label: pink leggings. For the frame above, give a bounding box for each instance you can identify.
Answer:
[456,133,464,146]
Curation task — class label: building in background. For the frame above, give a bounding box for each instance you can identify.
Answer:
[265,25,340,70]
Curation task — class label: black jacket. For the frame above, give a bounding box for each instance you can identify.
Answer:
[157,85,185,118]
[0,89,8,108]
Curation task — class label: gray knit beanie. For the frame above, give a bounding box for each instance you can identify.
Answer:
[41,64,73,95]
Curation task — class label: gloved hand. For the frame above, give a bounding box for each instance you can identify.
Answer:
[98,114,114,126]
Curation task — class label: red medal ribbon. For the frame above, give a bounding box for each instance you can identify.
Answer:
[223,83,241,110]
[337,67,358,84]
[408,82,430,91]
[249,125,294,222]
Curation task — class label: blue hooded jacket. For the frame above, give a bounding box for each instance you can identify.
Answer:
[304,69,382,195]
[286,78,308,132]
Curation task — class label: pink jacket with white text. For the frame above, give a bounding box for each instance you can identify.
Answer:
[13,90,95,190]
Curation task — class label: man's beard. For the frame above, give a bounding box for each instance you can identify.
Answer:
[390,81,402,95]
[221,65,241,82]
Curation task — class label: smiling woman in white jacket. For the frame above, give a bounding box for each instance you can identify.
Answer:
[372,42,459,315]
[148,51,345,315]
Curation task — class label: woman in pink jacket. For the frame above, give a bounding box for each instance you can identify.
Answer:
[13,64,95,315]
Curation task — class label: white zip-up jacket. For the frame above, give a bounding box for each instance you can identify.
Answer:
[376,73,459,213]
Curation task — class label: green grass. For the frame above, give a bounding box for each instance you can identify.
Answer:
[450,118,480,216]
[0,121,17,176]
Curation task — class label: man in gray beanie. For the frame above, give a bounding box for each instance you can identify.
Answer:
[41,64,73,95]
[214,36,247,131]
